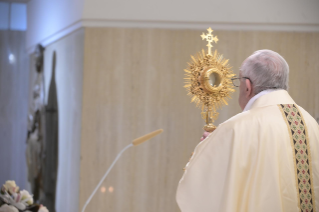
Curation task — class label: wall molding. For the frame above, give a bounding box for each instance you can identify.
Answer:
[27,20,83,54]
[27,19,319,54]
[83,19,319,32]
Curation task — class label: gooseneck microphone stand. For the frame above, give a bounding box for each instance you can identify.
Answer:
[81,129,163,212]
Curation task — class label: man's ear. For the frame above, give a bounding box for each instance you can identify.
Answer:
[245,79,253,97]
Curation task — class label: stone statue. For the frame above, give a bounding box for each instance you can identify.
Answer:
[26,44,46,202]
[26,46,58,212]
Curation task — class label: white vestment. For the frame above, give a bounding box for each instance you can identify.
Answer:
[176,90,319,212]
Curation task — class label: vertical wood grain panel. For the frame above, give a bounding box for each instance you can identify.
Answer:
[80,28,319,212]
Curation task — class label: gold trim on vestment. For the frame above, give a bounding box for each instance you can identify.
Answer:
[297,105,316,212]
[278,104,316,212]
[278,105,301,211]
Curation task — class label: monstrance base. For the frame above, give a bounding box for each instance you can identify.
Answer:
[204,123,217,133]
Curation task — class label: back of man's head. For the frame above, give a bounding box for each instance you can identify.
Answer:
[241,49,289,94]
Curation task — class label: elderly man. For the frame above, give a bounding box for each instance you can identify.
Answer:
[176,50,319,212]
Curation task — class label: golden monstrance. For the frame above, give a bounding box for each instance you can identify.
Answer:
[184,28,235,132]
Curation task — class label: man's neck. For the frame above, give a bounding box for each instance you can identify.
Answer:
[243,89,277,112]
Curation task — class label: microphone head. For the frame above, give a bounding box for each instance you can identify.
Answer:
[132,129,163,146]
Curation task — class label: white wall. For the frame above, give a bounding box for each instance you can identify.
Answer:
[27,0,319,52]
[27,0,84,52]
[83,0,319,24]
[42,29,84,212]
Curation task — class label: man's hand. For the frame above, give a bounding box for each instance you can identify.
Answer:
[200,131,211,142]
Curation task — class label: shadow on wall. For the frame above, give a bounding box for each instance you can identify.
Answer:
[43,51,59,212]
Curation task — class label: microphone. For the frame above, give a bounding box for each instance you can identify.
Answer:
[132,129,163,146]
[81,129,163,212]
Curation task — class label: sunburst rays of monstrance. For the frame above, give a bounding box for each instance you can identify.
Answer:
[184,28,235,132]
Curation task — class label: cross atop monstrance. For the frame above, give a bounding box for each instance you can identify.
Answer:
[200,27,219,55]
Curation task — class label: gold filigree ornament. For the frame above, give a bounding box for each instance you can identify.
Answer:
[184,28,236,132]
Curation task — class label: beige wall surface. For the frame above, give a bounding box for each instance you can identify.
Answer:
[41,28,84,212]
[80,28,319,211]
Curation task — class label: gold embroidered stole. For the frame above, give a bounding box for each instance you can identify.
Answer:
[279,104,316,212]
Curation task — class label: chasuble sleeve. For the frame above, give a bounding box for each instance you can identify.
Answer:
[176,123,236,212]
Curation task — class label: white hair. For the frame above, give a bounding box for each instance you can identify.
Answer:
[240,49,289,94]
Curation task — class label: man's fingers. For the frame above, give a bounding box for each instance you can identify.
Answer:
[200,131,211,142]
[203,131,210,138]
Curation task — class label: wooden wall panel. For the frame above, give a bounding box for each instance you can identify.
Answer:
[80,28,319,212]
